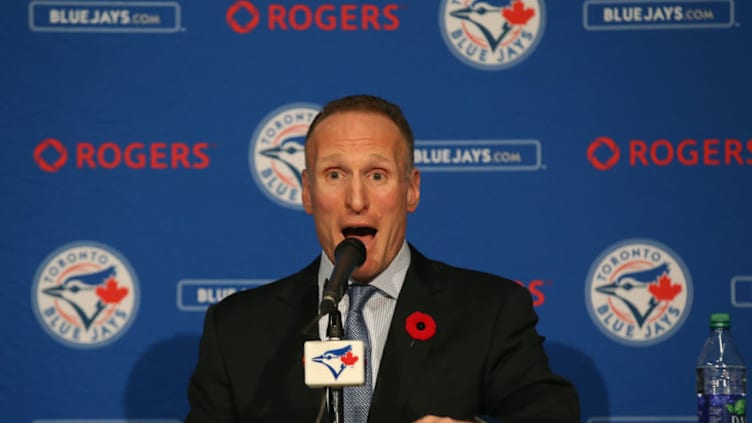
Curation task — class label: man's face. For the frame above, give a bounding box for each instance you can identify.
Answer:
[302,111,420,282]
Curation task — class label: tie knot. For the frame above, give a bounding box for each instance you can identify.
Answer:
[348,283,378,312]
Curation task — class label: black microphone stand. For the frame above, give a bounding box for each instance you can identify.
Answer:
[326,309,345,423]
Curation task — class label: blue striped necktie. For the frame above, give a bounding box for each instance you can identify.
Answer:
[343,283,378,423]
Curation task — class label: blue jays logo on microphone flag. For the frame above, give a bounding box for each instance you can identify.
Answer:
[439,0,545,70]
[313,344,360,380]
[585,239,692,346]
[32,242,139,349]
[249,103,320,210]
[304,340,366,387]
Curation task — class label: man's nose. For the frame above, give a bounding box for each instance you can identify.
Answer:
[345,176,368,213]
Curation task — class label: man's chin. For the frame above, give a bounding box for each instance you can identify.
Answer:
[351,266,379,284]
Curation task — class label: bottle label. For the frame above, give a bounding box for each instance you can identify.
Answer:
[698,395,747,423]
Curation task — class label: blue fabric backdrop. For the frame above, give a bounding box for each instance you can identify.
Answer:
[2,0,750,422]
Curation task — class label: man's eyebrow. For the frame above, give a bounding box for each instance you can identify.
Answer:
[366,153,394,164]
[316,153,344,165]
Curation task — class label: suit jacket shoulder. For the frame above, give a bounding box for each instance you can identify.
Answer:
[216,257,318,309]
[409,245,533,311]
[186,257,324,423]
[369,245,579,422]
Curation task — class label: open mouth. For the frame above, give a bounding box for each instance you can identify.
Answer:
[342,226,377,239]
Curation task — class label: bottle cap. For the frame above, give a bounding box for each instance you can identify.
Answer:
[709,313,731,328]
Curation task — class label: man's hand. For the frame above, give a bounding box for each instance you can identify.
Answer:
[412,416,475,423]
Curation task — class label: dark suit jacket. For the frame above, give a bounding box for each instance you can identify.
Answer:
[186,246,579,423]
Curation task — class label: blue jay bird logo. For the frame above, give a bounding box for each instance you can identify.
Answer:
[42,266,122,330]
[258,135,306,189]
[450,0,516,52]
[33,242,139,348]
[312,344,360,380]
[249,103,320,210]
[586,239,692,346]
[595,263,675,328]
[440,0,544,70]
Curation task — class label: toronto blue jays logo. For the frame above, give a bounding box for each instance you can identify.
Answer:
[249,103,320,210]
[439,0,545,70]
[586,239,692,346]
[312,344,360,380]
[32,242,139,348]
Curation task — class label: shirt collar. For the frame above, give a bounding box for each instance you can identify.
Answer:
[317,240,411,300]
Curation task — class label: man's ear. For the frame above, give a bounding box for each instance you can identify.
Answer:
[406,168,420,212]
[302,169,313,215]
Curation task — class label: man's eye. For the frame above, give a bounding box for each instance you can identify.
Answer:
[371,172,385,181]
[327,171,341,180]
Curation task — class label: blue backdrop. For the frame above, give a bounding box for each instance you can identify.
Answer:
[2,0,751,422]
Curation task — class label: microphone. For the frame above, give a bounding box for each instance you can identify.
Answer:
[319,238,366,314]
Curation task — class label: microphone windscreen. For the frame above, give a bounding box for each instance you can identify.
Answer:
[335,238,366,266]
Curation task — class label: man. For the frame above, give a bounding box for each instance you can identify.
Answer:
[186,94,579,422]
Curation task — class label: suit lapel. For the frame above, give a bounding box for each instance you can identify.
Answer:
[369,247,448,422]
[251,258,324,420]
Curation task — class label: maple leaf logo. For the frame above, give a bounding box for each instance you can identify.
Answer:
[340,351,358,366]
[503,0,535,25]
[648,274,682,301]
[96,277,129,304]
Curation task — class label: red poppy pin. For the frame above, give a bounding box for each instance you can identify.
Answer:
[405,311,436,343]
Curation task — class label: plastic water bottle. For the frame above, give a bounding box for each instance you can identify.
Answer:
[696,312,747,423]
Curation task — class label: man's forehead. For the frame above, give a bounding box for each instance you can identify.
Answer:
[311,110,399,135]
[305,111,409,166]
[316,151,395,165]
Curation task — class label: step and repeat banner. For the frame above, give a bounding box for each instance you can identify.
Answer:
[2,0,751,422]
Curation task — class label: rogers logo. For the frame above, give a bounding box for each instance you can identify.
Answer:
[588,136,752,170]
[226,0,401,33]
[34,138,69,172]
[33,138,212,172]
[227,1,259,33]
[587,136,620,170]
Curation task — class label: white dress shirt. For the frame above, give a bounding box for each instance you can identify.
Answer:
[317,241,411,388]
